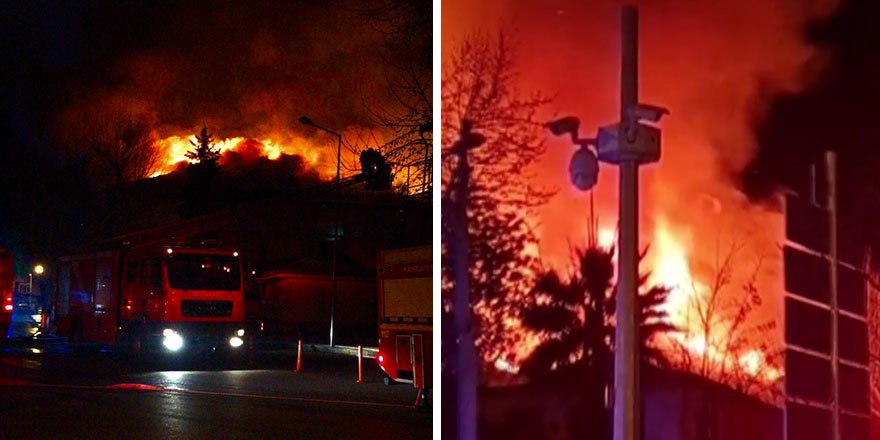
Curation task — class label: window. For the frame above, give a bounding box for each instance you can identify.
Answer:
[150,258,162,289]
[140,259,150,284]
[167,254,241,291]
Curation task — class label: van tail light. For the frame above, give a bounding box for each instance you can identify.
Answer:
[3,295,11,312]
[377,353,385,364]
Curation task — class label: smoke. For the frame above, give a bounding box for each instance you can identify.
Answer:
[745,0,880,207]
[443,0,841,377]
[35,1,420,177]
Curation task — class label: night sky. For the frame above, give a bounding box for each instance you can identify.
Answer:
[0,0,430,265]
[741,0,880,258]
[746,0,880,201]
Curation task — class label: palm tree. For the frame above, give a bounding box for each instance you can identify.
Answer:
[519,244,676,439]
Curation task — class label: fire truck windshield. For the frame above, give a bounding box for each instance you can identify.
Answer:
[167,254,241,291]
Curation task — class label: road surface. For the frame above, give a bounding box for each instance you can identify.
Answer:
[0,342,431,439]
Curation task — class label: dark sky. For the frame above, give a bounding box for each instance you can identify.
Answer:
[744,0,880,204]
[0,0,429,150]
[0,0,430,261]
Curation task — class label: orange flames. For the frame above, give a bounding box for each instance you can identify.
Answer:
[149,133,332,178]
[444,0,842,392]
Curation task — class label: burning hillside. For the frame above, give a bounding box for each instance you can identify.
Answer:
[150,132,342,178]
[42,1,429,189]
[443,0,841,393]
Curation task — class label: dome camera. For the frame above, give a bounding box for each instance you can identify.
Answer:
[569,147,599,191]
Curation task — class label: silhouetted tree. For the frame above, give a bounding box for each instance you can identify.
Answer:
[182,126,222,216]
[441,30,552,375]
[186,126,221,170]
[56,107,160,190]
[667,239,783,402]
[519,245,676,439]
[350,0,432,195]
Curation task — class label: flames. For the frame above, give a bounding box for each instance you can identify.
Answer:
[442,0,834,393]
[148,133,338,178]
[647,219,782,385]
[499,215,783,386]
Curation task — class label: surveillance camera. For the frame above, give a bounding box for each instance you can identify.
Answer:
[569,147,599,191]
[547,116,581,139]
[627,104,669,123]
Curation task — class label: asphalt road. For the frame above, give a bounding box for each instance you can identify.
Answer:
[0,343,432,439]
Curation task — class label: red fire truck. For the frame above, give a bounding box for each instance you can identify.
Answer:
[55,243,247,356]
[376,246,432,392]
[1,248,13,338]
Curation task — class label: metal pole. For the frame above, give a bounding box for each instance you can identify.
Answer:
[357,345,363,383]
[330,135,341,348]
[453,134,478,440]
[423,132,431,194]
[614,6,640,440]
[296,338,302,372]
[826,151,840,440]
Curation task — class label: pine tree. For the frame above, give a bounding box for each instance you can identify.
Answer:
[186,126,221,169]
[182,126,222,217]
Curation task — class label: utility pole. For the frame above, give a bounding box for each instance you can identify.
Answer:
[451,120,485,440]
[298,116,342,347]
[826,151,840,440]
[613,7,640,440]
[546,8,665,440]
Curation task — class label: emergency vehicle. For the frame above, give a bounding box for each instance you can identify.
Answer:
[376,246,431,392]
[55,243,247,356]
[0,249,12,337]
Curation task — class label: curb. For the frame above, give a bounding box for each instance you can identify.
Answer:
[310,344,378,359]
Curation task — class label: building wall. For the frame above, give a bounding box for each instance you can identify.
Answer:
[257,273,376,345]
[471,368,781,440]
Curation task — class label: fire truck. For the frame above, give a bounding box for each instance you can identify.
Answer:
[376,246,432,392]
[1,248,13,338]
[55,243,247,356]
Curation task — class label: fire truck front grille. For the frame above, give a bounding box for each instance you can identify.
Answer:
[181,300,233,317]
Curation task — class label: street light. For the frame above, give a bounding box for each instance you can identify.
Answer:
[33,265,44,275]
[299,115,342,348]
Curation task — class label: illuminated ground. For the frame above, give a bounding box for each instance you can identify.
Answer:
[0,345,431,439]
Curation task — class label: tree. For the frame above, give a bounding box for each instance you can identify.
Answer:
[93,115,160,189]
[347,0,432,195]
[521,246,676,375]
[186,126,221,170]
[55,108,161,237]
[441,30,552,374]
[519,244,676,439]
[56,107,160,190]
[666,239,783,402]
[182,126,223,217]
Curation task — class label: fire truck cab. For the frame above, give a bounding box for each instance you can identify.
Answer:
[56,243,247,356]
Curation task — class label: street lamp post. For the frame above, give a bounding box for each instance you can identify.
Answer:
[299,116,342,348]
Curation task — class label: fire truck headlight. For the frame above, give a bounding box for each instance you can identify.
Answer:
[162,329,184,351]
[229,336,244,348]
[236,329,245,337]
